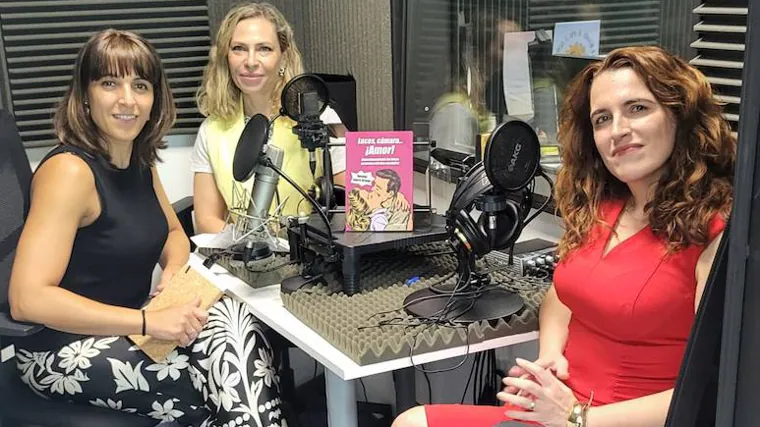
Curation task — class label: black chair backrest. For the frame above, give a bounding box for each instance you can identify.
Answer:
[665,219,731,426]
[0,109,32,310]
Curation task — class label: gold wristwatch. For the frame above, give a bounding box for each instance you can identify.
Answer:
[567,402,587,427]
[567,392,593,427]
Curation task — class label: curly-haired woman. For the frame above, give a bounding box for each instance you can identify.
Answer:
[393,45,734,427]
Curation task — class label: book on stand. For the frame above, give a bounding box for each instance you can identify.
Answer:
[344,131,414,232]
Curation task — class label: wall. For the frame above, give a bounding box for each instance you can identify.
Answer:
[301,0,394,131]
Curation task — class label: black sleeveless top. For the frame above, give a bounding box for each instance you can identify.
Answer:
[16,144,168,351]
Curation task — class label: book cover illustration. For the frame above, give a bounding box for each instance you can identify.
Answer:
[344,131,413,232]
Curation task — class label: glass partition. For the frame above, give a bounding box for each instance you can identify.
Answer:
[397,0,680,176]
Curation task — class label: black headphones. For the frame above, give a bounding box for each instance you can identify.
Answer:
[309,176,345,210]
[446,118,541,258]
[447,176,525,258]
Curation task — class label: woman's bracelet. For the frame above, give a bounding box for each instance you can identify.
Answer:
[141,309,146,336]
[567,391,594,427]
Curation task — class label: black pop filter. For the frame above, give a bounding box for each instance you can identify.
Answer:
[280,73,329,121]
[484,118,541,192]
[232,114,270,182]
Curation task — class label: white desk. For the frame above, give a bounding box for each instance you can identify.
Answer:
[189,253,538,427]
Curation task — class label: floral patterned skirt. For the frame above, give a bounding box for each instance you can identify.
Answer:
[13,295,286,427]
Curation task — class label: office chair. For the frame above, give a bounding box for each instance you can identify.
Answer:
[0,108,167,427]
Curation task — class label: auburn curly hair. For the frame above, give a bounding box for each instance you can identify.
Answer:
[555,46,735,259]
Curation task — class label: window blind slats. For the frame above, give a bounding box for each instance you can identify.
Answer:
[7,48,210,64]
[1,6,207,20]
[691,2,747,133]
[691,38,745,51]
[693,5,748,15]
[4,26,210,42]
[5,35,210,53]
[0,0,210,147]
[0,0,195,7]
[3,16,207,31]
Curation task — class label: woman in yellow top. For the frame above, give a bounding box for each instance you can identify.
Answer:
[191,2,347,233]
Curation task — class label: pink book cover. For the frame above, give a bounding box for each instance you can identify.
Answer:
[344,131,414,232]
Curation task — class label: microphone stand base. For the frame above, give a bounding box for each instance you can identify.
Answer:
[281,273,325,294]
[231,240,273,264]
[403,286,524,324]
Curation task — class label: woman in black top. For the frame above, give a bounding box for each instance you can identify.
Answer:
[9,29,285,427]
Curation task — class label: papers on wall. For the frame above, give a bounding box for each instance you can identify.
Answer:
[502,31,538,120]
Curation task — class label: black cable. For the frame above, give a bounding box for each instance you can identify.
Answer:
[358,251,506,379]
[266,160,333,243]
[460,352,477,404]
[423,368,433,404]
[359,378,368,402]
[473,352,480,405]
[491,350,498,403]
[523,171,554,226]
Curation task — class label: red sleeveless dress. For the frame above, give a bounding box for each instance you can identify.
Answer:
[423,199,726,426]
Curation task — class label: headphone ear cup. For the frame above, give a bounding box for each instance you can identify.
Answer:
[453,210,490,256]
[312,176,334,208]
[319,176,331,208]
[477,200,521,251]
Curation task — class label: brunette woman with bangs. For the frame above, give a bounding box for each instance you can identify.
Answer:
[9,29,286,427]
[394,46,734,427]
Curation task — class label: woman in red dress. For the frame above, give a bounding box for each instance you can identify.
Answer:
[393,45,735,427]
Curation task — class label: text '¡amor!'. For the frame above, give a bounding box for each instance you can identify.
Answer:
[357,137,403,156]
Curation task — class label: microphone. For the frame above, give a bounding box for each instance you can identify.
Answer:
[232,107,337,262]
[247,144,284,233]
[280,74,331,177]
[298,90,324,174]
[231,113,280,262]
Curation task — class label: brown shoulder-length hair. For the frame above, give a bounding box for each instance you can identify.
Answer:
[53,29,176,166]
[555,46,735,259]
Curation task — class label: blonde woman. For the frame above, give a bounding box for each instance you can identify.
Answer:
[192,2,347,233]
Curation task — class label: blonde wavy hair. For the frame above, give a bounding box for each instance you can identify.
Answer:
[555,46,735,259]
[196,2,304,126]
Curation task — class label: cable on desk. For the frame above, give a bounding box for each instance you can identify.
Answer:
[358,266,509,376]
[357,250,534,381]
